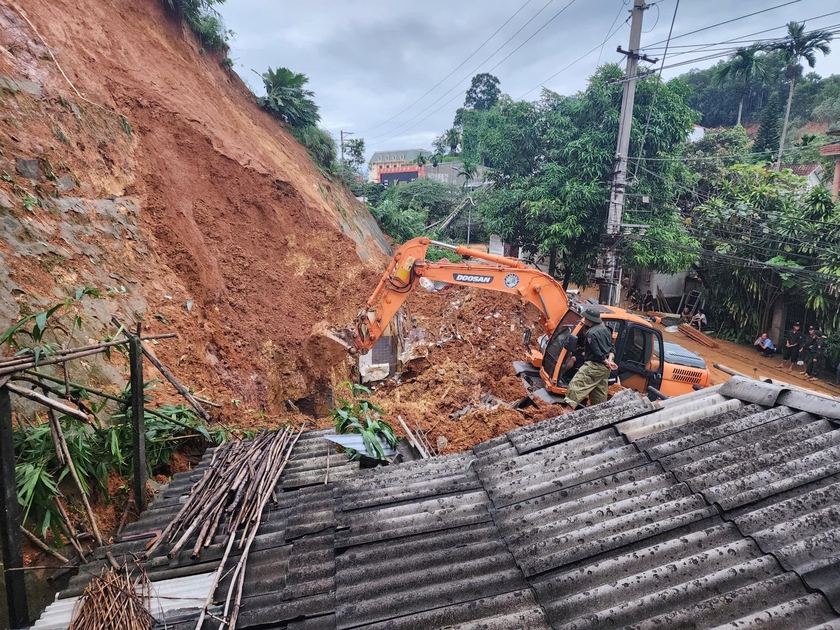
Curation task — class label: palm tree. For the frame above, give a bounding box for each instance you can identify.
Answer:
[713,47,770,127]
[444,127,460,155]
[765,22,832,167]
[258,67,320,128]
[455,160,478,187]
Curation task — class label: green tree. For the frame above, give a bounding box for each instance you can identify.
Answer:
[753,92,782,154]
[163,0,231,51]
[764,22,832,165]
[686,164,840,336]
[289,126,335,168]
[258,67,320,128]
[478,66,699,287]
[713,47,771,126]
[444,127,461,155]
[454,160,478,188]
[464,73,501,111]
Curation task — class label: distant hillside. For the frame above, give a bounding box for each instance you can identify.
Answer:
[678,50,840,145]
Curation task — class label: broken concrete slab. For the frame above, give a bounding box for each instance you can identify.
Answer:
[54,197,86,214]
[15,157,43,181]
[57,175,76,192]
[0,190,14,209]
[0,74,43,98]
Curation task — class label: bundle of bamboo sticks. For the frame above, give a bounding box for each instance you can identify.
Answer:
[678,323,719,348]
[145,427,302,630]
[69,564,154,630]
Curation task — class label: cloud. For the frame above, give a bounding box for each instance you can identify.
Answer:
[219,0,840,158]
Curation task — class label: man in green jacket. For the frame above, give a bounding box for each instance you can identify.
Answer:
[564,308,617,409]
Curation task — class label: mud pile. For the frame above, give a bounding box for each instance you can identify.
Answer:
[365,286,569,454]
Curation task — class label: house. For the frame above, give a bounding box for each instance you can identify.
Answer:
[688,124,706,142]
[31,377,840,629]
[367,149,432,184]
[422,161,488,191]
[780,163,825,189]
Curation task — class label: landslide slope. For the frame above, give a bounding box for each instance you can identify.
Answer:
[0,0,389,415]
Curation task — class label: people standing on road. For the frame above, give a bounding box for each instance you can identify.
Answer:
[805,329,826,381]
[642,290,655,313]
[563,308,617,410]
[690,309,707,332]
[753,333,776,357]
[778,322,803,369]
[796,325,817,371]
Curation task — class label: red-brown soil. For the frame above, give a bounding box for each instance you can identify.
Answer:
[0,0,388,424]
[364,286,570,454]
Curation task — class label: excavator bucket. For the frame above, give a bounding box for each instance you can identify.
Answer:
[308,321,358,366]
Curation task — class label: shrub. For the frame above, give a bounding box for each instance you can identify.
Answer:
[163,0,231,52]
[290,125,336,169]
[331,382,396,461]
[258,67,320,128]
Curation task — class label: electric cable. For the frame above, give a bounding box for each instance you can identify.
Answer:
[641,0,802,49]
[371,0,581,145]
[358,0,536,134]
[631,0,680,181]
[519,12,629,99]
[597,0,630,68]
[367,0,576,143]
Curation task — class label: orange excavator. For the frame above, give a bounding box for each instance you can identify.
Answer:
[337,237,709,401]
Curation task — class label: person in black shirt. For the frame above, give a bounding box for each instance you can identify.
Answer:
[563,308,617,410]
[806,329,826,380]
[779,322,803,369]
[642,290,655,313]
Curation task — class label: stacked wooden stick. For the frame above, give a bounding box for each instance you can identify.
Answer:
[68,563,154,630]
[678,323,719,348]
[146,427,303,630]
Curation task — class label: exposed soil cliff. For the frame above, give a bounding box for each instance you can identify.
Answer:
[0,0,390,417]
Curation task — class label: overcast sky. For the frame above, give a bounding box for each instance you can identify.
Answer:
[218,0,840,160]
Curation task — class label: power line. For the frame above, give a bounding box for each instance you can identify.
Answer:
[358,0,536,134]
[642,0,802,49]
[367,0,573,143]
[641,8,840,50]
[636,164,840,230]
[597,0,630,68]
[518,11,629,99]
[636,152,769,162]
[631,0,680,181]
[371,0,581,145]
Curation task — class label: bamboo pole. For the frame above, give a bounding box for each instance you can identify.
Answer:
[48,412,104,546]
[0,333,177,369]
[5,383,90,422]
[140,345,210,422]
[19,526,69,563]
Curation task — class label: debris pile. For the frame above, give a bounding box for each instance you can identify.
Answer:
[367,286,570,453]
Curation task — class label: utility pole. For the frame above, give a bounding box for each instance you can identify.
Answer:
[340,130,353,176]
[601,0,653,305]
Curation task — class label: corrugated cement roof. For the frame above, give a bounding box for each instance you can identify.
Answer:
[31,377,840,629]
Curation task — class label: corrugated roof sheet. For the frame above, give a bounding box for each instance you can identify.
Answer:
[31,377,840,629]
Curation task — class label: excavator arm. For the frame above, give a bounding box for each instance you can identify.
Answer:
[345,237,569,353]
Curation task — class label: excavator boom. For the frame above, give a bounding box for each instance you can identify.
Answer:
[347,237,569,353]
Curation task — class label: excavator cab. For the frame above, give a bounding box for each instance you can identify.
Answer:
[536,309,665,400]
